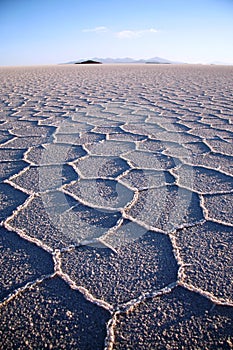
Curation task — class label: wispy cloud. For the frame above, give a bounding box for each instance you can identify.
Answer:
[82,26,108,33]
[116,28,158,39]
[81,27,159,39]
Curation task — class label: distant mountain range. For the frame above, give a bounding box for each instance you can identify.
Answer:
[62,57,233,66]
[64,57,183,64]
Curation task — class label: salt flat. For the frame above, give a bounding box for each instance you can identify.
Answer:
[0,64,232,349]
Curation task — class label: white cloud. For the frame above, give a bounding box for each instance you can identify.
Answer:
[116,28,158,39]
[81,27,158,39]
[82,26,108,33]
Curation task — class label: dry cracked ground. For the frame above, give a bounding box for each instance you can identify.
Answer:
[0,64,232,349]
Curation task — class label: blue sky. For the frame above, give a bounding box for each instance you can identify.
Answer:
[0,0,233,66]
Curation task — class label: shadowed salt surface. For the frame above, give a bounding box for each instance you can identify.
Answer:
[175,221,233,302]
[0,64,233,349]
[0,227,54,300]
[61,231,178,306]
[203,193,233,226]
[0,277,110,350]
[0,183,28,222]
[0,160,28,181]
[114,286,233,350]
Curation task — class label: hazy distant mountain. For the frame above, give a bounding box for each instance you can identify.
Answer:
[209,61,233,66]
[64,57,183,64]
[92,57,137,63]
[144,57,173,64]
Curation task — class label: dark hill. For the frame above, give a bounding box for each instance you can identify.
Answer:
[75,60,102,64]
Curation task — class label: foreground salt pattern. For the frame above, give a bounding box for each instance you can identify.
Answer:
[0,65,232,349]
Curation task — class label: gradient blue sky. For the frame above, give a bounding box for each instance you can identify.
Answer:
[0,0,233,66]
